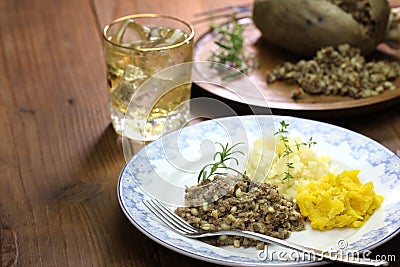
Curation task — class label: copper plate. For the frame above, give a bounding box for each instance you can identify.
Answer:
[193,18,400,116]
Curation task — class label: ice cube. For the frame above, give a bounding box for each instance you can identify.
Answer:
[111,19,151,47]
[158,29,186,46]
[123,64,147,82]
[144,28,186,48]
[110,64,148,110]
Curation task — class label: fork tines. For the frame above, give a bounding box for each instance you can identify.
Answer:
[143,199,197,235]
[191,3,252,24]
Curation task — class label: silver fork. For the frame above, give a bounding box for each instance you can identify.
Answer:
[191,3,252,24]
[143,199,388,266]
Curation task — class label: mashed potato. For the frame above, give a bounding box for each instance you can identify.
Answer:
[245,134,383,230]
[246,135,330,198]
[296,170,384,230]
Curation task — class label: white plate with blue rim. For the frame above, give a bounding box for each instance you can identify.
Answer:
[117,115,400,266]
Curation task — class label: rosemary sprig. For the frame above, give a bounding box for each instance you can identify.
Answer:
[274,121,317,181]
[208,14,255,79]
[198,142,244,183]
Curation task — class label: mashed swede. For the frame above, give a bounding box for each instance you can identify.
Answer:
[245,135,383,231]
[296,170,384,230]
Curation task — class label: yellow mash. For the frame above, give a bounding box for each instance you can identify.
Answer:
[246,136,330,198]
[296,170,384,230]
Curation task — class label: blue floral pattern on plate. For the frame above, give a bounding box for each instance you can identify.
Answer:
[118,115,400,266]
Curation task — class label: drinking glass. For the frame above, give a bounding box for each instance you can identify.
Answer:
[103,14,194,141]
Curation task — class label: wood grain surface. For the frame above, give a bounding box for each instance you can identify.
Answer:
[0,0,399,266]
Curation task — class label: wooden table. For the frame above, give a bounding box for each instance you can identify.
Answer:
[1,0,399,266]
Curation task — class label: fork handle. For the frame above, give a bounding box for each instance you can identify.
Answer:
[199,230,388,266]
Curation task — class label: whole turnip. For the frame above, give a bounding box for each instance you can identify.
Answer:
[253,0,400,56]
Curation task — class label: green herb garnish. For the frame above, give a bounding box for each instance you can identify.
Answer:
[274,121,317,181]
[198,142,245,183]
[208,14,255,79]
